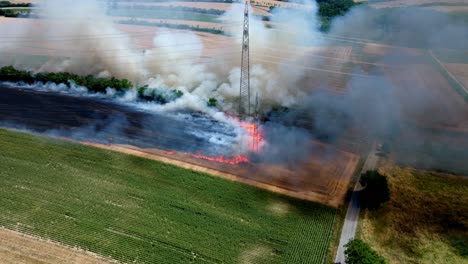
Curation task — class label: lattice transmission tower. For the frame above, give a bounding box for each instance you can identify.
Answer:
[238,0,250,117]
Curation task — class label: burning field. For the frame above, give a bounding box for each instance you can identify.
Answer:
[1,0,467,201]
[0,84,358,207]
[85,140,359,207]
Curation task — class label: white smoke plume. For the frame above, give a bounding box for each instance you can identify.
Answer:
[0,0,321,115]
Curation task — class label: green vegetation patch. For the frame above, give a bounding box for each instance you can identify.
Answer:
[0,7,30,17]
[0,1,31,8]
[345,239,385,264]
[0,65,132,92]
[358,166,468,263]
[0,66,184,104]
[0,128,336,264]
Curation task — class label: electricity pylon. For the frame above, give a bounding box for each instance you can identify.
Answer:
[238,0,250,117]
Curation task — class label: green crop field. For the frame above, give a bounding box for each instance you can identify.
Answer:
[0,128,336,264]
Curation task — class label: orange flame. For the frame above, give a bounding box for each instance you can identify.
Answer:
[162,115,263,165]
[238,120,264,153]
[163,151,249,164]
[188,153,249,164]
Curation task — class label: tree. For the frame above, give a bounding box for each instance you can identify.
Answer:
[345,239,386,264]
[207,97,217,107]
[359,170,390,210]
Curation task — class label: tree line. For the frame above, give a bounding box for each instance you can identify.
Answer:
[117,19,224,35]
[0,66,184,104]
[0,8,30,17]
[0,1,31,8]
[317,0,361,30]
[269,0,359,31]
[0,66,132,92]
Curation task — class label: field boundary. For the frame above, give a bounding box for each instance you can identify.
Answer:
[428,49,468,102]
[81,142,346,207]
[82,142,338,208]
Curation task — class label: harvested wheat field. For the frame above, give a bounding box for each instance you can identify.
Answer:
[0,18,237,59]
[0,228,117,264]
[444,63,468,89]
[385,63,468,129]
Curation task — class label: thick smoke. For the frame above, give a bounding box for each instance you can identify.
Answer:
[0,0,322,114]
[275,5,468,172]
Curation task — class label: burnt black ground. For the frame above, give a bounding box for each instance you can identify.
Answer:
[0,85,236,156]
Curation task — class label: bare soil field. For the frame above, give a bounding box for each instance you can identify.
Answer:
[445,63,468,89]
[0,228,117,264]
[84,141,360,207]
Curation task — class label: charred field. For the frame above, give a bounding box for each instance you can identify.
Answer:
[0,84,358,207]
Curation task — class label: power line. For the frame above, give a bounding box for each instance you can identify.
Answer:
[2,56,241,73]
[251,58,377,78]
[252,47,397,68]
[0,23,242,43]
[5,44,242,60]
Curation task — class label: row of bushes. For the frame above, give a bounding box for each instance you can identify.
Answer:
[118,19,224,35]
[0,66,185,104]
[0,66,132,92]
[0,8,29,17]
[0,1,31,8]
[137,85,183,104]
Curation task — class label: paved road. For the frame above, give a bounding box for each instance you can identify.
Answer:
[334,144,379,264]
